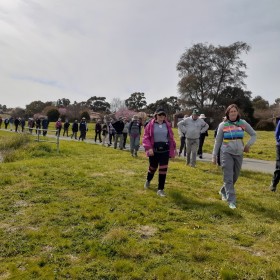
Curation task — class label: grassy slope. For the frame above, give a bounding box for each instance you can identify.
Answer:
[0,131,279,279]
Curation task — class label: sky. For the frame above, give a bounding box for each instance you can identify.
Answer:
[0,0,279,109]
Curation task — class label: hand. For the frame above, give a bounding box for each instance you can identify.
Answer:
[148,148,154,156]
[212,157,217,165]
[244,145,250,153]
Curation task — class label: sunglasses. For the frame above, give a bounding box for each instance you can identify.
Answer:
[158,113,166,116]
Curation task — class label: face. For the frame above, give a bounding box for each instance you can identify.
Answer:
[192,114,199,120]
[156,113,166,122]
[228,107,238,121]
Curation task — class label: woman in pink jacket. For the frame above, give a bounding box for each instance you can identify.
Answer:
[142,108,176,197]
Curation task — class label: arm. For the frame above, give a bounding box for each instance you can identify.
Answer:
[243,120,257,152]
[212,122,224,164]
[275,121,280,143]
[142,122,154,156]
[200,120,209,134]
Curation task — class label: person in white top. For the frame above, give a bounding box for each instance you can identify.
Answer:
[177,109,209,167]
[197,114,209,159]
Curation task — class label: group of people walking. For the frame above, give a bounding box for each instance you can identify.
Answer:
[1,104,279,209]
[142,104,259,210]
[102,116,142,157]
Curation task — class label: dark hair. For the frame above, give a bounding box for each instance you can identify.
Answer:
[225,104,240,121]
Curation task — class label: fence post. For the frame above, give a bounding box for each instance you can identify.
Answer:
[56,130,60,153]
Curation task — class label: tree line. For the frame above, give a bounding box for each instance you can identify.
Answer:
[1,41,279,129]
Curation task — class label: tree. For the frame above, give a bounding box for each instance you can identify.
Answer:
[177,42,250,110]
[125,92,147,111]
[275,98,280,105]
[252,96,269,110]
[25,101,50,117]
[47,108,60,121]
[56,98,71,107]
[81,111,90,121]
[0,104,7,112]
[86,96,110,113]
[146,96,180,120]
[110,98,127,113]
[11,107,25,118]
[217,87,255,123]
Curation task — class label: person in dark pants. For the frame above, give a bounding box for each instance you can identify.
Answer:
[197,114,208,159]
[270,119,280,192]
[177,115,187,157]
[112,117,124,150]
[35,118,41,134]
[142,108,176,197]
[94,120,102,143]
[79,117,88,141]
[71,120,79,139]
[42,117,49,136]
[55,118,62,137]
[21,118,26,132]
[63,120,70,137]
[14,117,20,132]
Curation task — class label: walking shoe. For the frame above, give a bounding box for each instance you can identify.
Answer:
[144,181,150,189]
[219,191,227,201]
[157,190,166,197]
[228,203,236,209]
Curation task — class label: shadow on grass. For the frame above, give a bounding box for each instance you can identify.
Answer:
[169,190,242,219]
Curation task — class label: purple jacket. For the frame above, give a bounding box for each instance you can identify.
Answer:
[142,118,176,158]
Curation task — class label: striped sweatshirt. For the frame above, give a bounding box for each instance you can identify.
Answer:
[213,119,256,156]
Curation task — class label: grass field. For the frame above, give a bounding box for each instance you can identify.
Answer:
[0,129,279,279]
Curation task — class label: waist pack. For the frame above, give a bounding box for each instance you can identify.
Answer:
[154,142,169,152]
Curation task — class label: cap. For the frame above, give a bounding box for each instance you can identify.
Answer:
[154,108,166,116]
[192,109,200,116]
[199,114,206,119]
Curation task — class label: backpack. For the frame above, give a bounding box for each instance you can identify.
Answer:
[129,120,140,135]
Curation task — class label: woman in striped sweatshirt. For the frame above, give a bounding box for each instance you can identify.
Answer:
[212,104,256,209]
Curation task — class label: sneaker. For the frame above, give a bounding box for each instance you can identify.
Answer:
[219,191,227,201]
[228,203,236,209]
[144,181,150,189]
[157,190,166,197]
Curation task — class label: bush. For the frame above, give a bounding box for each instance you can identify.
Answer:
[255,120,275,131]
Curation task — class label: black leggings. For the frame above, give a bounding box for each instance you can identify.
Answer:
[146,151,169,190]
[272,145,280,187]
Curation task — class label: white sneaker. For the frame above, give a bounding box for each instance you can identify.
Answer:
[144,181,150,189]
[219,191,227,201]
[228,203,236,209]
[157,190,166,197]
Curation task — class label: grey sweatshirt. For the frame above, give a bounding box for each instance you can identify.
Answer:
[177,117,209,139]
[212,119,257,156]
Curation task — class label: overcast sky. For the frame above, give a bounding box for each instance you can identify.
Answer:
[0,0,279,109]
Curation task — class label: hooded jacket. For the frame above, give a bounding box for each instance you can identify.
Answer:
[142,118,176,158]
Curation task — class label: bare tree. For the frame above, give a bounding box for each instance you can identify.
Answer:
[110,98,127,113]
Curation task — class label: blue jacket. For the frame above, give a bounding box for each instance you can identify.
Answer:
[276,121,280,146]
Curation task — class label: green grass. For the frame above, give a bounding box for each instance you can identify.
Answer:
[0,130,279,279]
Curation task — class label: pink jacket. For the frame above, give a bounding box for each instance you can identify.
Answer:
[142,118,176,158]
